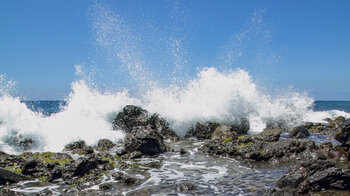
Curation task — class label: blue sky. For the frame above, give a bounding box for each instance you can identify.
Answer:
[0,0,349,100]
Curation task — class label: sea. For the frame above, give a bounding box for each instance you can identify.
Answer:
[22,100,350,117]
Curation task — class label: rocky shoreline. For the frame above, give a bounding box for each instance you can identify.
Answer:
[1,105,350,195]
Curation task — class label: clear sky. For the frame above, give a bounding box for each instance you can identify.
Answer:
[0,0,349,100]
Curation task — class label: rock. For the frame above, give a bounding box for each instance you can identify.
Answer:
[254,128,282,142]
[64,140,94,155]
[63,154,107,178]
[111,171,138,186]
[231,118,250,135]
[121,151,142,159]
[112,105,178,140]
[115,148,127,156]
[306,116,347,137]
[210,125,237,141]
[69,146,94,155]
[201,133,323,164]
[185,122,220,140]
[271,159,350,194]
[122,177,138,185]
[335,119,350,149]
[142,161,162,169]
[64,140,87,151]
[185,119,249,140]
[290,126,310,139]
[0,187,24,196]
[318,143,349,161]
[174,182,197,191]
[148,113,178,140]
[113,105,149,133]
[0,151,24,169]
[97,139,115,151]
[0,167,32,185]
[99,182,113,191]
[179,148,187,155]
[124,126,167,156]
[304,122,314,129]
[332,116,346,127]
[17,152,74,182]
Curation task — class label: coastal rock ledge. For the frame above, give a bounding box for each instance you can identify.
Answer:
[271,159,350,195]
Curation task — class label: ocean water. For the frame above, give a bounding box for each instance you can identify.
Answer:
[22,100,350,117]
[314,101,350,113]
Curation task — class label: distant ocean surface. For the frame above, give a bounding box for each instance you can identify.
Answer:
[22,100,67,116]
[22,100,350,116]
[313,101,350,113]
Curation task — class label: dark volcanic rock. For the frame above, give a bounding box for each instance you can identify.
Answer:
[121,151,142,159]
[148,113,178,140]
[64,140,94,155]
[210,125,237,141]
[0,187,24,196]
[305,116,347,137]
[99,182,114,191]
[271,160,350,194]
[254,128,282,142]
[97,139,116,151]
[331,116,346,129]
[112,105,178,140]
[64,140,87,151]
[0,151,25,169]
[174,182,197,191]
[185,122,220,140]
[185,119,249,140]
[290,126,310,139]
[113,105,149,133]
[124,126,167,156]
[21,152,73,181]
[200,127,349,164]
[63,154,108,179]
[231,118,250,135]
[0,167,32,185]
[335,119,350,149]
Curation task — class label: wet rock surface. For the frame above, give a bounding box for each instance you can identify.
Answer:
[185,119,249,140]
[0,167,32,185]
[1,115,350,195]
[254,128,282,142]
[200,120,349,165]
[124,126,168,156]
[290,125,310,139]
[185,122,220,139]
[304,116,346,137]
[335,119,350,149]
[63,140,94,155]
[271,159,350,194]
[174,182,197,192]
[96,139,116,151]
[112,105,178,140]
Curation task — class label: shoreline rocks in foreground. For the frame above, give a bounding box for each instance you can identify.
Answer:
[0,105,350,195]
[271,159,350,195]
